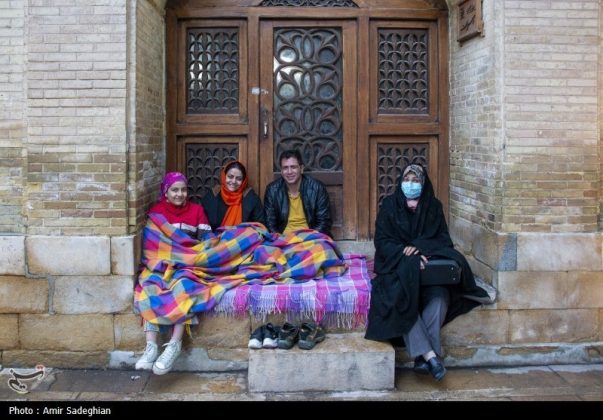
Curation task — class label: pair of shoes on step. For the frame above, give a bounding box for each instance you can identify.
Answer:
[248,323,280,349]
[135,340,182,375]
[278,322,325,350]
[413,355,447,381]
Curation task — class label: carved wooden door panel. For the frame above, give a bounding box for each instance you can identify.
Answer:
[258,21,357,239]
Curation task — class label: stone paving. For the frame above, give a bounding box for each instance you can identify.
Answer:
[1,364,602,402]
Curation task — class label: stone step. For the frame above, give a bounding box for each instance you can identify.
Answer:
[247,332,394,393]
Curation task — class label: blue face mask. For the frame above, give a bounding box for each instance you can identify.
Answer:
[401,181,422,199]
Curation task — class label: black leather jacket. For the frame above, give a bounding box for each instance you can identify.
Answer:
[263,175,332,237]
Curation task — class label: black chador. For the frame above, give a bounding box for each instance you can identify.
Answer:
[365,170,489,342]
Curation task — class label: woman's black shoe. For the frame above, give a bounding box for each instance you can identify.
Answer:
[412,356,430,375]
[426,356,447,381]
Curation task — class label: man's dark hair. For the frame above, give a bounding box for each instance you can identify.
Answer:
[279,149,303,167]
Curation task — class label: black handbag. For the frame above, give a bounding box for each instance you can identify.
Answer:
[419,258,461,286]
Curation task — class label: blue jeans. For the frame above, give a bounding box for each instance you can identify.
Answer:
[143,316,199,333]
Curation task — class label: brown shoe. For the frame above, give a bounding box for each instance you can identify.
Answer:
[298,322,325,350]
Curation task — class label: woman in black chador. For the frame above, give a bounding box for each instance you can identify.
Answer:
[365,164,489,381]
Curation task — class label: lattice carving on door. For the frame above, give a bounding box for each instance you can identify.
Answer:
[260,0,358,7]
[378,29,429,114]
[272,27,343,172]
[377,143,429,206]
[187,28,239,114]
[185,144,239,202]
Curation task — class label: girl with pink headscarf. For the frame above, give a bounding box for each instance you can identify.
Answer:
[135,172,210,376]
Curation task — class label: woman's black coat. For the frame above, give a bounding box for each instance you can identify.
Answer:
[364,170,488,342]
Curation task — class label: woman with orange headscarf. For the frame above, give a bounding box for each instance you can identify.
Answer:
[202,160,265,230]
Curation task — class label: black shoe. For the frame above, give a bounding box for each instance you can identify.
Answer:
[262,323,279,349]
[248,325,264,349]
[412,356,430,375]
[426,356,447,381]
[277,322,300,349]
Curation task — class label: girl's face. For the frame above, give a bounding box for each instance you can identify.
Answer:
[165,180,188,206]
[225,167,244,192]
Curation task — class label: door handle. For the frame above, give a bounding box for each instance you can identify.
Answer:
[261,107,269,140]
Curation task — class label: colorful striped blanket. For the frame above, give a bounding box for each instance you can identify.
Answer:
[209,254,372,328]
[134,213,349,326]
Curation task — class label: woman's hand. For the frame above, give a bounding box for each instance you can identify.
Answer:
[404,246,428,269]
[419,255,428,270]
[403,245,419,256]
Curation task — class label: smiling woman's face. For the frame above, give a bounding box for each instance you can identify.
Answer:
[225,167,244,192]
[165,180,187,206]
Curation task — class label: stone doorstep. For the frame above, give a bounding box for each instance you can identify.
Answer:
[247,332,395,393]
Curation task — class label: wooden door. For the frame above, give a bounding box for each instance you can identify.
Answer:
[258,20,357,239]
[166,0,449,241]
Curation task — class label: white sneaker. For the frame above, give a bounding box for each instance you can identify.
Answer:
[152,340,182,375]
[135,342,158,371]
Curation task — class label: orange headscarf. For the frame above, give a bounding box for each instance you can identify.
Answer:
[220,160,249,227]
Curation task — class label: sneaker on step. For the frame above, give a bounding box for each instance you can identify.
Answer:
[248,325,264,349]
[152,340,182,375]
[262,323,279,349]
[135,341,158,371]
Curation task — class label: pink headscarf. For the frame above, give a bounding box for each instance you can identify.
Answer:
[159,172,187,201]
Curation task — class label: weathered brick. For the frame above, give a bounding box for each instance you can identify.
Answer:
[498,272,570,310]
[53,275,133,314]
[0,314,19,349]
[442,309,509,346]
[27,236,110,275]
[0,276,48,313]
[20,314,114,351]
[113,313,145,350]
[510,309,598,343]
[191,315,251,349]
[110,235,137,275]
[517,233,601,271]
[0,236,25,275]
[3,350,108,369]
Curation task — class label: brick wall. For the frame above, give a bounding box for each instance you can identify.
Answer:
[0,0,26,234]
[502,0,599,233]
[26,0,128,236]
[449,0,504,232]
[128,0,165,234]
[600,2,603,230]
[450,0,600,234]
